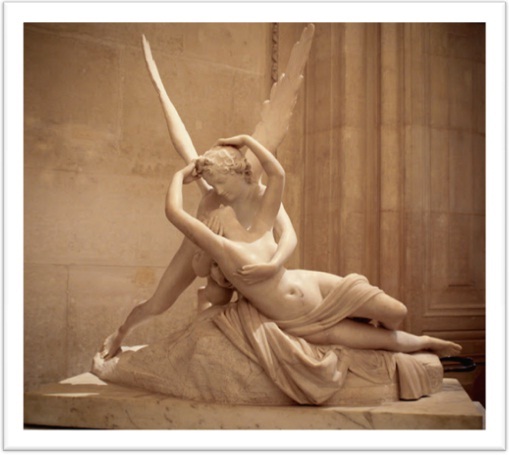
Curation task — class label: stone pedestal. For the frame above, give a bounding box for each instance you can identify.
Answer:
[24,373,483,429]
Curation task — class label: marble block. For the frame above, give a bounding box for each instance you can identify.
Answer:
[92,314,444,406]
[24,374,483,429]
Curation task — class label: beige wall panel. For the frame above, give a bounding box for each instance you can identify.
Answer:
[430,288,484,312]
[448,130,473,213]
[404,24,427,126]
[472,133,486,213]
[342,211,366,276]
[328,127,344,276]
[29,23,184,56]
[231,71,268,135]
[329,26,345,133]
[429,212,449,290]
[306,25,333,134]
[302,129,332,271]
[24,27,120,132]
[471,215,486,290]
[429,23,450,57]
[404,125,429,212]
[66,265,202,377]
[380,24,400,128]
[402,288,424,332]
[339,127,366,210]
[180,23,269,73]
[25,117,119,175]
[24,168,192,267]
[429,55,449,128]
[430,128,450,212]
[24,265,69,390]
[30,23,269,73]
[404,211,427,291]
[447,214,472,286]
[380,127,401,211]
[342,25,366,128]
[379,211,401,296]
[473,62,486,134]
[422,314,484,332]
[447,24,485,61]
[448,58,474,131]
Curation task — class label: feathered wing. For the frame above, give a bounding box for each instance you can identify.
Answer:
[142,34,210,194]
[142,26,314,189]
[250,24,315,181]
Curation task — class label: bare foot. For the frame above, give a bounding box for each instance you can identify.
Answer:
[101,330,123,360]
[425,336,462,357]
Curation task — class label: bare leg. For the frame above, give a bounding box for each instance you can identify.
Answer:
[305,319,462,357]
[101,237,198,359]
[350,293,408,330]
[311,272,407,330]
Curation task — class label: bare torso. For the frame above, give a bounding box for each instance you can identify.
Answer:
[215,230,324,321]
[195,182,324,321]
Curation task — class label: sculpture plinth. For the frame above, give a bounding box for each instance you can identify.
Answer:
[24,374,484,430]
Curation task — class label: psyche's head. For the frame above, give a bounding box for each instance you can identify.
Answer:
[195,146,252,201]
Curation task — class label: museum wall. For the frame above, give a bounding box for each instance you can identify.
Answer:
[278,23,485,401]
[24,23,272,390]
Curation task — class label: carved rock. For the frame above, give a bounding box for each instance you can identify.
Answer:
[93,310,443,406]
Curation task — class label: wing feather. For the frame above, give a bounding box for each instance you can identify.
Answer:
[252,24,315,160]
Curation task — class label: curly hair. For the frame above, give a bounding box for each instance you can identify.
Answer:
[195,146,252,184]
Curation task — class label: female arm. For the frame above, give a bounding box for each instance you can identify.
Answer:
[165,162,224,258]
[217,135,285,233]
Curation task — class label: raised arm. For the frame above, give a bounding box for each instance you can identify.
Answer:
[165,162,224,257]
[143,35,210,195]
[217,135,285,233]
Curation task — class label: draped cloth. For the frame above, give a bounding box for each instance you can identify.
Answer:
[276,273,383,337]
[214,273,434,404]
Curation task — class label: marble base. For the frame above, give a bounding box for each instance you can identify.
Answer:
[24,374,484,430]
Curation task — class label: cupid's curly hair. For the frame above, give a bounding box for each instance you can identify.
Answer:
[195,146,252,184]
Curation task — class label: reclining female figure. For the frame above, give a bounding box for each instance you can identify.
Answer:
[167,134,462,357]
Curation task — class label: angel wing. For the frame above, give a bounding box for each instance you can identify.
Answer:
[142,34,210,195]
[250,24,315,182]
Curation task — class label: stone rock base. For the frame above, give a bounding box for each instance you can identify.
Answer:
[92,314,444,406]
[24,374,484,429]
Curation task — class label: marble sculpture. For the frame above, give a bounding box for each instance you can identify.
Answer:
[93,25,461,406]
